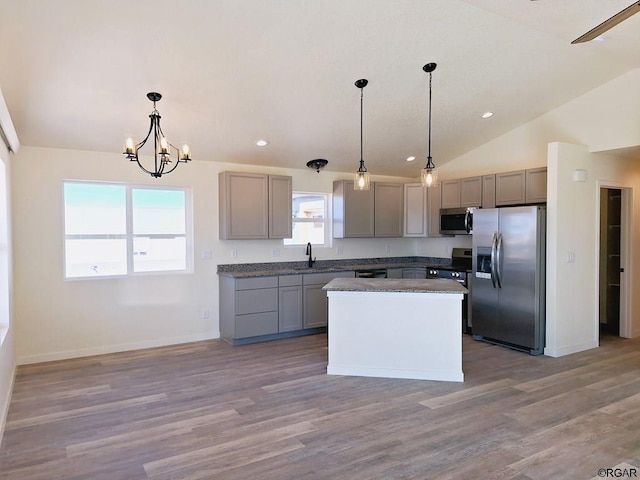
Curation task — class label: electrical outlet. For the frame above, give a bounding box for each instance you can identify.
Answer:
[336,247,344,255]
[271,248,280,258]
[201,308,210,319]
[385,244,391,254]
[201,249,212,260]
[231,249,238,259]
[567,251,576,263]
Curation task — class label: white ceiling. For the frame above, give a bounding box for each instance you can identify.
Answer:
[0,0,638,177]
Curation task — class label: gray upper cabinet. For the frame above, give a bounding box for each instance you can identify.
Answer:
[333,180,375,238]
[268,175,293,239]
[428,182,447,237]
[495,168,547,206]
[482,174,496,208]
[442,177,482,208]
[374,182,403,237]
[495,170,526,206]
[403,183,427,237]
[441,179,461,209]
[525,167,547,204]
[219,172,292,240]
[460,176,482,207]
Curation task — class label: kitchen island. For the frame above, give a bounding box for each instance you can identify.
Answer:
[323,278,467,382]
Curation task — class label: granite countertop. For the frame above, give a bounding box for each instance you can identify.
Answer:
[217,256,452,278]
[323,277,468,294]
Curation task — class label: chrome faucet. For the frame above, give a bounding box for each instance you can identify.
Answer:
[306,242,316,268]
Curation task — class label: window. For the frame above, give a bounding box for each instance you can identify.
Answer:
[284,192,329,246]
[64,181,192,278]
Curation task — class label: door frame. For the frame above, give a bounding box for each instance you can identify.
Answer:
[595,181,632,339]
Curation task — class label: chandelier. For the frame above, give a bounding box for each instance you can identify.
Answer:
[123,92,191,178]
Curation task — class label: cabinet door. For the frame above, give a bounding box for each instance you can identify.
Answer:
[482,175,496,208]
[402,268,426,279]
[460,176,482,207]
[495,170,526,206]
[333,180,374,238]
[427,182,448,237]
[219,172,268,239]
[279,285,303,332]
[268,175,292,239]
[441,180,461,208]
[303,284,328,328]
[525,168,547,204]
[374,183,403,237]
[403,183,427,237]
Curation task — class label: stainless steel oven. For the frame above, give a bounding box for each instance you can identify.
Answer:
[426,248,472,333]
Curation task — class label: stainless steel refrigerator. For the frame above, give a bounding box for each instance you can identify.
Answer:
[471,206,546,355]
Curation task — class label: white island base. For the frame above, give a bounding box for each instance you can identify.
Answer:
[324,278,466,383]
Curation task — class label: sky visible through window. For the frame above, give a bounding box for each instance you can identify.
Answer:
[64,182,188,278]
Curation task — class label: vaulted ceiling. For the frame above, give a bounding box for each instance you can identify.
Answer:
[0,0,638,177]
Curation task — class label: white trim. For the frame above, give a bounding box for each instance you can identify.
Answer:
[544,339,599,358]
[16,331,220,365]
[595,181,633,340]
[0,86,19,154]
[0,361,16,445]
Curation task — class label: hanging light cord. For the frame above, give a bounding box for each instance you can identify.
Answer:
[427,71,432,162]
[359,85,366,172]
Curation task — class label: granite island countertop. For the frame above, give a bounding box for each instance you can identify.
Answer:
[217,256,453,278]
[323,277,468,294]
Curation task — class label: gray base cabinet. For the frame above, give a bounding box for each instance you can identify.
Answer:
[303,271,354,328]
[278,275,303,332]
[220,271,354,344]
[220,276,279,341]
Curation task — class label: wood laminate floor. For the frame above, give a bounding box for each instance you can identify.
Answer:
[1,334,639,480]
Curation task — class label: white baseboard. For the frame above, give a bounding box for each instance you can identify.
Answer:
[544,339,598,357]
[17,331,220,365]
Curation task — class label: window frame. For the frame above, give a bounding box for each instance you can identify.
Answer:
[283,191,331,247]
[63,180,193,280]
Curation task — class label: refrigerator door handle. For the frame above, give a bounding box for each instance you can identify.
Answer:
[490,232,498,289]
[495,232,504,289]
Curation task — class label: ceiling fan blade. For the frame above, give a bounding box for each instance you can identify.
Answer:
[572,1,640,44]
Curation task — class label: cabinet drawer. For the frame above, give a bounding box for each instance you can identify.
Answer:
[303,271,354,285]
[235,288,278,315]
[235,276,278,290]
[279,274,302,287]
[235,311,279,338]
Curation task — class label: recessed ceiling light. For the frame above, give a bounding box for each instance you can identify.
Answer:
[481,112,494,119]
[256,139,269,147]
[406,156,416,162]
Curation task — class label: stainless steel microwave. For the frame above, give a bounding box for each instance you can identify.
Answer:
[440,207,474,235]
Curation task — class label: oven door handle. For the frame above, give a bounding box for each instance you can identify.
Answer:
[490,232,498,289]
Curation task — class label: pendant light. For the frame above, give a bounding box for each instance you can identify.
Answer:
[354,79,370,191]
[421,63,438,188]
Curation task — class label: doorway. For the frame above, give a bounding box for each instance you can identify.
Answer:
[599,188,621,336]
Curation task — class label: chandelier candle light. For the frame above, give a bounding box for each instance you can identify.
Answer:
[421,63,438,188]
[123,92,191,178]
[354,79,370,191]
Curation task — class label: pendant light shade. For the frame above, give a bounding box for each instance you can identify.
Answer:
[353,79,370,191]
[421,63,438,188]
